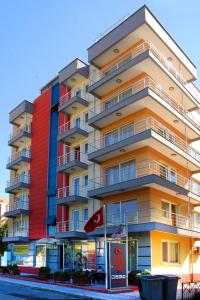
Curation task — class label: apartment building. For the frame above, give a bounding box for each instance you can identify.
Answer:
[4,5,200,280]
[0,196,9,225]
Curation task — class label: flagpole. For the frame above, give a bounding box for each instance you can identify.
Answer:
[104,204,108,289]
[125,219,128,287]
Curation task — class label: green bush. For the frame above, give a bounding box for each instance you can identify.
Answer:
[7,264,18,270]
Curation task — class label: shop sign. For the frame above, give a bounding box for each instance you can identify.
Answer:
[13,245,29,255]
[108,242,127,288]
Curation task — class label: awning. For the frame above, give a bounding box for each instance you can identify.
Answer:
[45,215,56,225]
[194,240,200,247]
[35,238,67,245]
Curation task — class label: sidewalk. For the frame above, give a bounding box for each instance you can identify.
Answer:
[0,276,140,300]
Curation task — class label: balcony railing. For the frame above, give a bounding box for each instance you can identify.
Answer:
[58,120,89,136]
[7,175,30,188]
[89,76,200,130]
[7,149,31,164]
[106,207,200,233]
[9,124,31,140]
[89,160,189,190]
[59,89,87,107]
[89,41,194,93]
[57,150,88,167]
[89,117,200,163]
[57,186,88,199]
[56,220,87,233]
[5,197,29,212]
[89,160,200,198]
[5,228,29,238]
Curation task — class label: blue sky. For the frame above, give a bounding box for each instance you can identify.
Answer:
[0,0,200,197]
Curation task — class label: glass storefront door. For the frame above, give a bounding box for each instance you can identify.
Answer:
[128,239,137,271]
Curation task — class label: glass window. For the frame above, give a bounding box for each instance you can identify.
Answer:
[83,208,88,221]
[120,123,134,140]
[47,225,56,236]
[105,165,119,185]
[162,241,179,263]
[162,241,168,262]
[121,160,135,182]
[104,95,118,110]
[119,87,132,102]
[107,202,120,224]
[161,201,170,218]
[105,129,118,146]
[121,200,137,223]
[84,175,88,187]
[84,143,88,154]
[85,113,88,123]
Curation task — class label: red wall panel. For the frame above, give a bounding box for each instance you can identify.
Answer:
[29,89,51,239]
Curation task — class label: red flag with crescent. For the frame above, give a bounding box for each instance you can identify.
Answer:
[84,207,104,233]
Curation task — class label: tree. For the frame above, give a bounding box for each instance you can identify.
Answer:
[0,221,8,255]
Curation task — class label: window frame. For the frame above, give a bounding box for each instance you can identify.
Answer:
[161,240,180,264]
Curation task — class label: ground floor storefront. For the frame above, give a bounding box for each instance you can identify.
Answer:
[3,230,200,281]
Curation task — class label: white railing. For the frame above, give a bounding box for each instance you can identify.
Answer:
[89,41,188,90]
[58,119,89,136]
[56,220,87,233]
[9,124,31,140]
[59,89,87,107]
[5,197,29,212]
[88,76,200,131]
[57,186,88,198]
[105,208,200,233]
[7,175,30,188]
[7,149,31,164]
[89,117,200,163]
[57,150,88,167]
[89,160,189,190]
[5,228,29,238]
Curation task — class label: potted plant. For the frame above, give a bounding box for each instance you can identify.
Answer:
[8,264,20,276]
[38,266,51,280]
[54,271,70,283]
[0,266,9,274]
[71,269,91,285]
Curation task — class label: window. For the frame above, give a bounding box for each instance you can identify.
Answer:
[84,175,88,187]
[161,201,176,226]
[85,113,88,123]
[162,241,179,263]
[84,143,88,154]
[107,200,137,224]
[83,208,88,221]
[105,129,118,146]
[105,160,135,185]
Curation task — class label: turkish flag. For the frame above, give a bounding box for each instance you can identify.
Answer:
[84,207,104,233]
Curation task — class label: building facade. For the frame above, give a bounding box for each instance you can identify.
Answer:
[4,5,200,281]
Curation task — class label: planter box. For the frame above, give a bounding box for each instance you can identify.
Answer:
[54,275,70,283]
[9,269,20,276]
[73,277,91,285]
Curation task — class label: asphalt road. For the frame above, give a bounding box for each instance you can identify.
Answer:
[0,282,89,300]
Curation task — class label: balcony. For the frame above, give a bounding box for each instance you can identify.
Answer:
[4,197,29,218]
[3,228,29,242]
[88,6,196,82]
[8,125,32,148]
[58,120,89,145]
[57,150,88,174]
[5,175,30,194]
[6,149,31,170]
[89,208,200,239]
[88,117,200,172]
[59,58,89,88]
[56,186,88,205]
[59,89,88,115]
[88,42,199,109]
[88,76,200,139]
[88,160,200,202]
[56,220,87,239]
[9,100,33,126]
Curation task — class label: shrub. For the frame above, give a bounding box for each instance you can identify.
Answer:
[39,266,50,274]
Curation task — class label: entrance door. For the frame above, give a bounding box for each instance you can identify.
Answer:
[128,239,137,271]
[75,117,81,128]
[59,245,63,270]
[74,147,80,161]
[73,178,80,196]
[72,210,80,231]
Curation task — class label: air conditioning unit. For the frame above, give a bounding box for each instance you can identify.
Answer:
[193,247,200,255]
